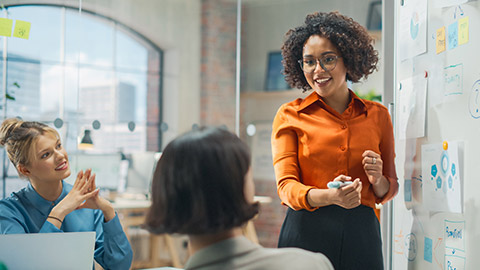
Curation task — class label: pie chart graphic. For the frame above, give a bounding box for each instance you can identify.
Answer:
[410,12,419,40]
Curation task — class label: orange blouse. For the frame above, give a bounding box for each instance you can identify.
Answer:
[271,90,398,218]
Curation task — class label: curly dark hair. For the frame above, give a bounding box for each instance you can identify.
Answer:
[282,11,378,92]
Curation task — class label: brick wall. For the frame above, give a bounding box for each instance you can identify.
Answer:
[200,0,237,130]
[200,0,285,248]
[146,50,161,151]
[252,179,286,248]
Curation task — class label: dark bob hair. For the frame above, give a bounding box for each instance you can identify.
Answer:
[282,11,378,92]
[145,127,259,235]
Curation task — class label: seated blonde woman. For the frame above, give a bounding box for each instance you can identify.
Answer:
[0,118,132,269]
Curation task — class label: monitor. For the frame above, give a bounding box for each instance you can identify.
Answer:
[125,151,161,195]
[66,153,122,190]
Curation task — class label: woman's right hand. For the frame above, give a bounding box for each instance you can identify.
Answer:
[49,169,99,221]
[330,175,362,209]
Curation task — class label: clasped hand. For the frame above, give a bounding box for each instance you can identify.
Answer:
[330,175,362,209]
[54,169,114,221]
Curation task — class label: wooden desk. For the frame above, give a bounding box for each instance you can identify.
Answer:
[113,199,182,269]
[113,196,271,269]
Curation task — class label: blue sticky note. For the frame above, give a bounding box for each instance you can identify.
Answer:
[404,179,412,202]
[448,21,458,50]
[424,237,432,263]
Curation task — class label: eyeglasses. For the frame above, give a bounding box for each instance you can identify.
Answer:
[298,53,341,73]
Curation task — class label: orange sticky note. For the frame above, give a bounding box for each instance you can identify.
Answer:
[13,20,31,40]
[436,26,446,54]
[459,17,469,45]
[0,18,13,37]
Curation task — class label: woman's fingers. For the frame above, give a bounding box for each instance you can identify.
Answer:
[88,173,97,191]
[339,179,361,208]
[362,150,381,166]
[356,179,362,192]
[334,175,352,182]
[84,168,92,180]
[73,170,84,188]
[78,169,95,192]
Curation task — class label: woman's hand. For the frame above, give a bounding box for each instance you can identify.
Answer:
[362,150,383,185]
[77,172,116,222]
[49,169,99,222]
[362,150,390,198]
[330,175,362,209]
[307,175,362,209]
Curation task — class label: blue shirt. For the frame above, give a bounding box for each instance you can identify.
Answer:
[0,181,133,270]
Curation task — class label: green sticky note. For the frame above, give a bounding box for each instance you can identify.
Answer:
[13,20,31,39]
[0,18,13,37]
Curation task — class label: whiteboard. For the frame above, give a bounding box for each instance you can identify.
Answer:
[391,1,480,270]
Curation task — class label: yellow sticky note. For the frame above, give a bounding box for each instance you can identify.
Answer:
[459,16,469,45]
[436,26,446,54]
[0,18,13,37]
[13,20,31,40]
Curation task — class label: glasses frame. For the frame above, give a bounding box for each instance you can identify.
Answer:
[297,54,341,73]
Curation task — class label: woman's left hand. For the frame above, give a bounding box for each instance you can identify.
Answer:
[77,171,116,222]
[362,150,383,185]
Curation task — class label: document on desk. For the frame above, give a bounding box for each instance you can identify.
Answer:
[0,231,95,270]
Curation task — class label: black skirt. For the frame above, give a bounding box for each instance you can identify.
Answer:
[278,205,383,270]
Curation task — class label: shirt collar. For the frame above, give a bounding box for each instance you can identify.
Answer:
[184,236,259,269]
[296,89,367,115]
[23,180,69,216]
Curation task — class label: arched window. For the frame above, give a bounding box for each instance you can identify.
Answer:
[1,5,162,151]
[0,5,162,194]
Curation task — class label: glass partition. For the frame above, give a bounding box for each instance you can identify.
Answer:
[239,0,384,248]
[0,0,383,259]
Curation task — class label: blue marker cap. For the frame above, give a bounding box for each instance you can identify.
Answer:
[327,181,353,189]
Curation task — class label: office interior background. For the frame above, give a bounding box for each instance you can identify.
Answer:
[0,0,384,268]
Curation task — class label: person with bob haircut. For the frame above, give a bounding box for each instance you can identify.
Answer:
[0,118,133,270]
[145,127,333,270]
[271,11,399,270]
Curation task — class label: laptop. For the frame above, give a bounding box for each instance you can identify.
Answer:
[0,232,95,270]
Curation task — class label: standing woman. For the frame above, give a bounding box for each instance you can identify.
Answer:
[272,11,398,270]
[0,118,133,270]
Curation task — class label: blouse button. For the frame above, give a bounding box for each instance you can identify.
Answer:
[342,125,347,129]
[340,146,346,151]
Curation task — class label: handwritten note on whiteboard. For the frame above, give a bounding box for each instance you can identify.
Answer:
[444,219,466,270]
[444,63,463,96]
[458,17,469,45]
[444,219,465,252]
[436,26,446,54]
[447,21,458,50]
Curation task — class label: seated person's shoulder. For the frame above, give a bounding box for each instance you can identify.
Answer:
[256,246,334,270]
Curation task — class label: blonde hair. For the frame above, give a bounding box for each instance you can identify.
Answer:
[0,118,59,172]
